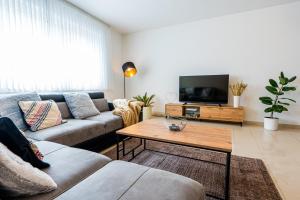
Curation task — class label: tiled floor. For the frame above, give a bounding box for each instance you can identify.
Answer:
[166,118,300,200]
[231,124,300,200]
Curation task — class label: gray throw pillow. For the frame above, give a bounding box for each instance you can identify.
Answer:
[0,143,57,197]
[0,92,41,130]
[92,99,110,112]
[64,92,100,119]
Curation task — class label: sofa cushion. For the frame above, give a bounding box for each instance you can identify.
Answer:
[86,111,123,133]
[56,102,72,119]
[24,119,106,146]
[119,164,205,200]
[16,141,111,200]
[55,160,204,200]
[19,100,63,131]
[92,99,110,112]
[64,92,100,119]
[0,92,41,130]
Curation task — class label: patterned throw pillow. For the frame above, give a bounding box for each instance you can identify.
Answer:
[0,143,57,197]
[64,92,100,119]
[18,100,63,132]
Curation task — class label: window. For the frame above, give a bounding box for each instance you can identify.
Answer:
[0,0,109,92]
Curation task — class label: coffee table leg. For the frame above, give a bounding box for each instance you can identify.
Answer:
[144,139,147,150]
[225,152,231,200]
[116,134,119,160]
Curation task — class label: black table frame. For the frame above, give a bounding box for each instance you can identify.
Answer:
[116,135,231,200]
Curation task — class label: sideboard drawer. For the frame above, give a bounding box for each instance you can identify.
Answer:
[165,105,183,117]
[200,107,220,118]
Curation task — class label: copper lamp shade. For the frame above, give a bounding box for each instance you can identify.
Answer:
[122,62,137,98]
[122,62,137,78]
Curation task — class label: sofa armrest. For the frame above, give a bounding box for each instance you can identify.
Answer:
[108,102,114,111]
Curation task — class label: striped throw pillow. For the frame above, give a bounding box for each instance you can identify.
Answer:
[18,100,63,131]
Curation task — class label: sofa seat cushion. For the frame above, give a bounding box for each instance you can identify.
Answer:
[86,111,123,133]
[24,119,106,146]
[55,160,205,200]
[17,141,111,200]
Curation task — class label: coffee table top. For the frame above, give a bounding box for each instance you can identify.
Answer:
[116,119,232,153]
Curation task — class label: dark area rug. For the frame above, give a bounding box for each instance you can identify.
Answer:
[104,138,282,200]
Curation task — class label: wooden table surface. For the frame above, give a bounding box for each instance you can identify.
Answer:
[116,119,232,153]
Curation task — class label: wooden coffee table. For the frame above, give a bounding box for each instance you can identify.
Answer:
[116,119,232,200]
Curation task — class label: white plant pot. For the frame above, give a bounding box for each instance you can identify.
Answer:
[143,107,152,120]
[233,96,240,108]
[264,117,279,131]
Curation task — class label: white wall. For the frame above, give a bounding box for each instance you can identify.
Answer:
[106,29,124,101]
[123,2,300,125]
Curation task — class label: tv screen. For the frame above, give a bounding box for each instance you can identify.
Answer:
[179,75,229,104]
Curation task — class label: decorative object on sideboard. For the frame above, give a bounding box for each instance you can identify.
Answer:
[165,116,187,131]
[133,92,155,120]
[259,72,297,131]
[122,62,137,98]
[230,81,247,108]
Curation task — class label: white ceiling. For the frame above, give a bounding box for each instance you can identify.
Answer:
[68,0,300,33]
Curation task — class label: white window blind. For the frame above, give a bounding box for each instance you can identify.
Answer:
[0,0,110,92]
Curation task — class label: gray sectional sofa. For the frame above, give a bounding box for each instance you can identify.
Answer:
[0,92,205,200]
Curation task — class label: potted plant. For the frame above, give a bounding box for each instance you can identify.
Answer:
[230,81,247,108]
[133,92,155,120]
[259,72,297,131]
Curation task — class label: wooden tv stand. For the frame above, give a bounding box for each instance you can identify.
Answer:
[165,103,244,126]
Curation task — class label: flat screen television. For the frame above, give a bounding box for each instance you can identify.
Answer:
[179,74,229,104]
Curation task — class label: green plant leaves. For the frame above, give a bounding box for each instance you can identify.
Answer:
[269,79,278,88]
[145,94,155,107]
[261,100,272,105]
[279,97,296,103]
[264,107,273,113]
[260,72,296,116]
[289,76,297,82]
[265,86,277,94]
[259,96,273,101]
[282,86,296,91]
[278,101,290,106]
[279,77,289,85]
[133,92,155,107]
[272,105,288,113]
[259,96,273,105]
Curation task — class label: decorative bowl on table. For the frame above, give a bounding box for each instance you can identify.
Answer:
[165,116,187,132]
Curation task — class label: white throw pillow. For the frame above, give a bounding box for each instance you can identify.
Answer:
[0,143,57,197]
